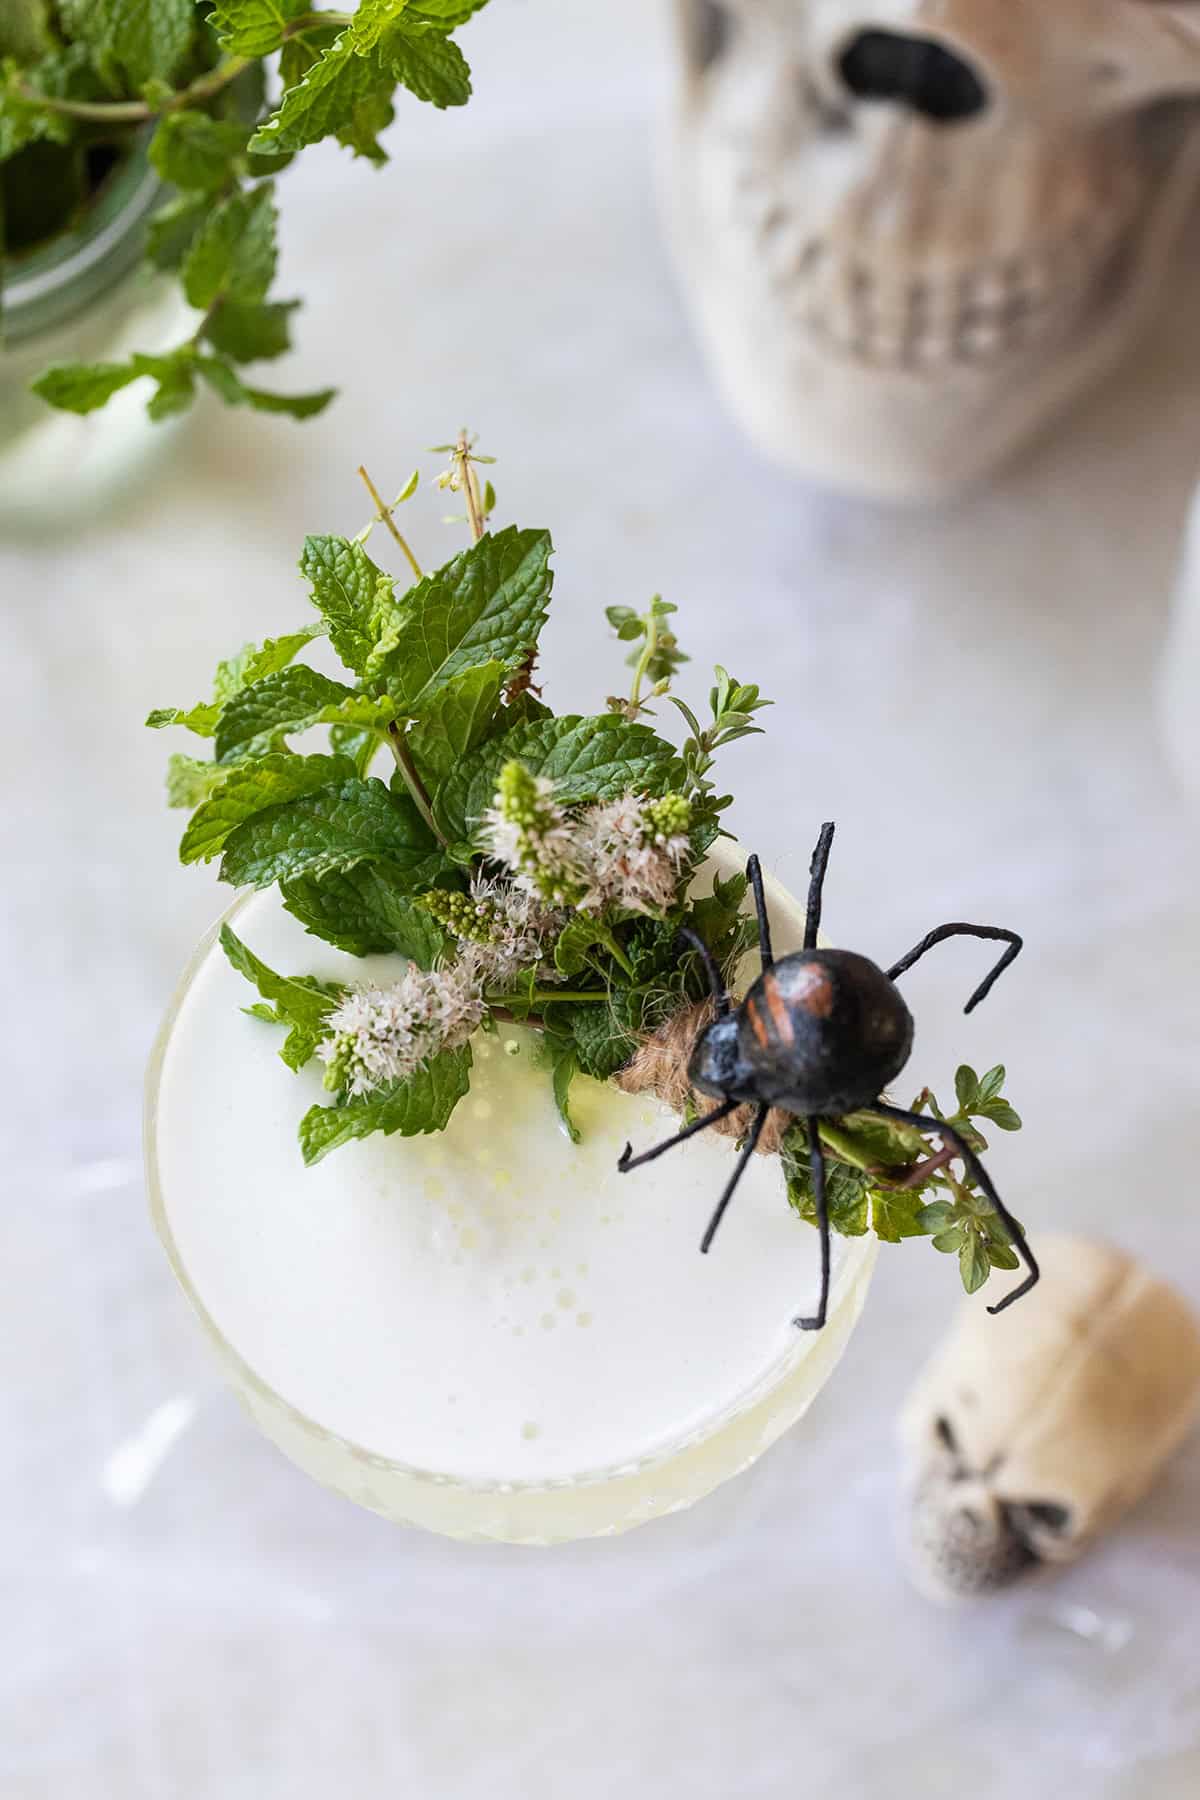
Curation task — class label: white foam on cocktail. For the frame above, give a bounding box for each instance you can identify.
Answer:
[153,885,837,1487]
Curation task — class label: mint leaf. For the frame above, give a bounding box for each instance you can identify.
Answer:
[166,753,228,809]
[300,535,397,676]
[249,29,392,159]
[375,527,553,715]
[179,752,356,864]
[29,360,140,414]
[281,863,448,963]
[204,299,299,363]
[406,661,503,786]
[64,0,194,91]
[553,916,615,979]
[130,349,196,420]
[210,0,309,56]
[150,627,322,740]
[221,921,341,1071]
[149,111,249,193]
[145,193,207,270]
[349,0,409,51]
[557,1001,636,1083]
[213,666,395,761]
[785,1143,871,1238]
[550,1041,581,1144]
[408,1,493,25]
[434,713,681,847]
[221,920,340,1028]
[214,627,324,703]
[869,1185,927,1244]
[298,1044,472,1163]
[377,23,470,108]
[0,2,54,60]
[182,183,278,311]
[227,377,335,418]
[219,776,445,888]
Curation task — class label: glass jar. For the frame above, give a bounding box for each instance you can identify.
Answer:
[1,146,194,532]
[145,844,879,1546]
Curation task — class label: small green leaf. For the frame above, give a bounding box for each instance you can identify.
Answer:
[182,183,278,311]
[149,111,249,192]
[298,1044,472,1163]
[975,1064,1006,1105]
[210,0,309,56]
[915,1200,956,1234]
[869,1184,927,1244]
[145,193,208,270]
[377,21,471,108]
[300,534,398,676]
[180,752,355,864]
[954,1065,979,1113]
[213,666,395,762]
[553,916,611,979]
[959,1233,991,1295]
[165,754,227,809]
[550,1042,581,1144]
[932,1226,967,1254]
[30,360,140,414]
[281,862,449,963]
[981,1100,1022,1132]
[213,627,324,704]
[219,776,445,889]
[65,0,194,91]
[221,921,342,1071]
[202,297,300,367]
[249,29,393,158]
[406,661,504,786]
[373,526,554,715]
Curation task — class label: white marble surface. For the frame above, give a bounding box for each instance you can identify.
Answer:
[4,3,1200,1794]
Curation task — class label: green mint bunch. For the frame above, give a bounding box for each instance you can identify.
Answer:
[149,438,756,1161]
[151,439,1024,1302]
[2,0,493,422]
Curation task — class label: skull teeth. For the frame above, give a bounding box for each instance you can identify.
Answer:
[779,236,1131,371]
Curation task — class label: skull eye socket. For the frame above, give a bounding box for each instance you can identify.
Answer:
[934,1414,959,1456]
[1011,1500,1073,1537]
[837,30,989,126]
[679,0,734,75]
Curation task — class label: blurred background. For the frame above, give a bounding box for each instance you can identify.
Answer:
[4,1,1200,1794]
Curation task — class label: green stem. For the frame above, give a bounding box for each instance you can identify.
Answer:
[19,54,250,124]
[386,725,448,849]
[627,604,660,718]
[485,989,608,1009]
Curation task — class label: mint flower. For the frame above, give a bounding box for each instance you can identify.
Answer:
[576,791,693,914]
[317,961,485,1099]
[482,760,587,906]
[421,876,563,986]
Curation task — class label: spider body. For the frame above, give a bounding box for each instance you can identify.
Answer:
[692,950,915,1117]
[619,823,1039,1332]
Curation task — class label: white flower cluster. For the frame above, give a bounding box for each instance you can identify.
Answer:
[482,761,692,916]
[317,960,485,1099]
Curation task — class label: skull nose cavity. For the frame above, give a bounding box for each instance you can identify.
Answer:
[837,29,988,125]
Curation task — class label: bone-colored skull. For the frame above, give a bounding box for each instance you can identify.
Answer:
[664,2,1200,499]
[899,1236,1200,1600]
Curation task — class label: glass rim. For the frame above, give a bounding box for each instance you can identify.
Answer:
[4,141,161,343]
[144,863,878,1540]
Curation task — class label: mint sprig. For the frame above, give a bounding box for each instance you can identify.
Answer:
[152,440,1023,1302]
[4,0,494,423]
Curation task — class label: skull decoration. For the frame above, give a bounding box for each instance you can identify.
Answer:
[664,1,1200,499]
[898,1236,1200,1599]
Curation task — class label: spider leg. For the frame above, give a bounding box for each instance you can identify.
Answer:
[805,822,836,950]
[677,925,731,1018]
[618,1097,739,1173]
[746,855,774,969]
[870,1101,1039,1313]
[886,923,1023,1014]
[700,1104,769,1253]
[794,1116,831,1331]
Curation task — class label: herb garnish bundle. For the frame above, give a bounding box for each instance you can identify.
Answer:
[2,0,492,423]
[151,438,1024,1300]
